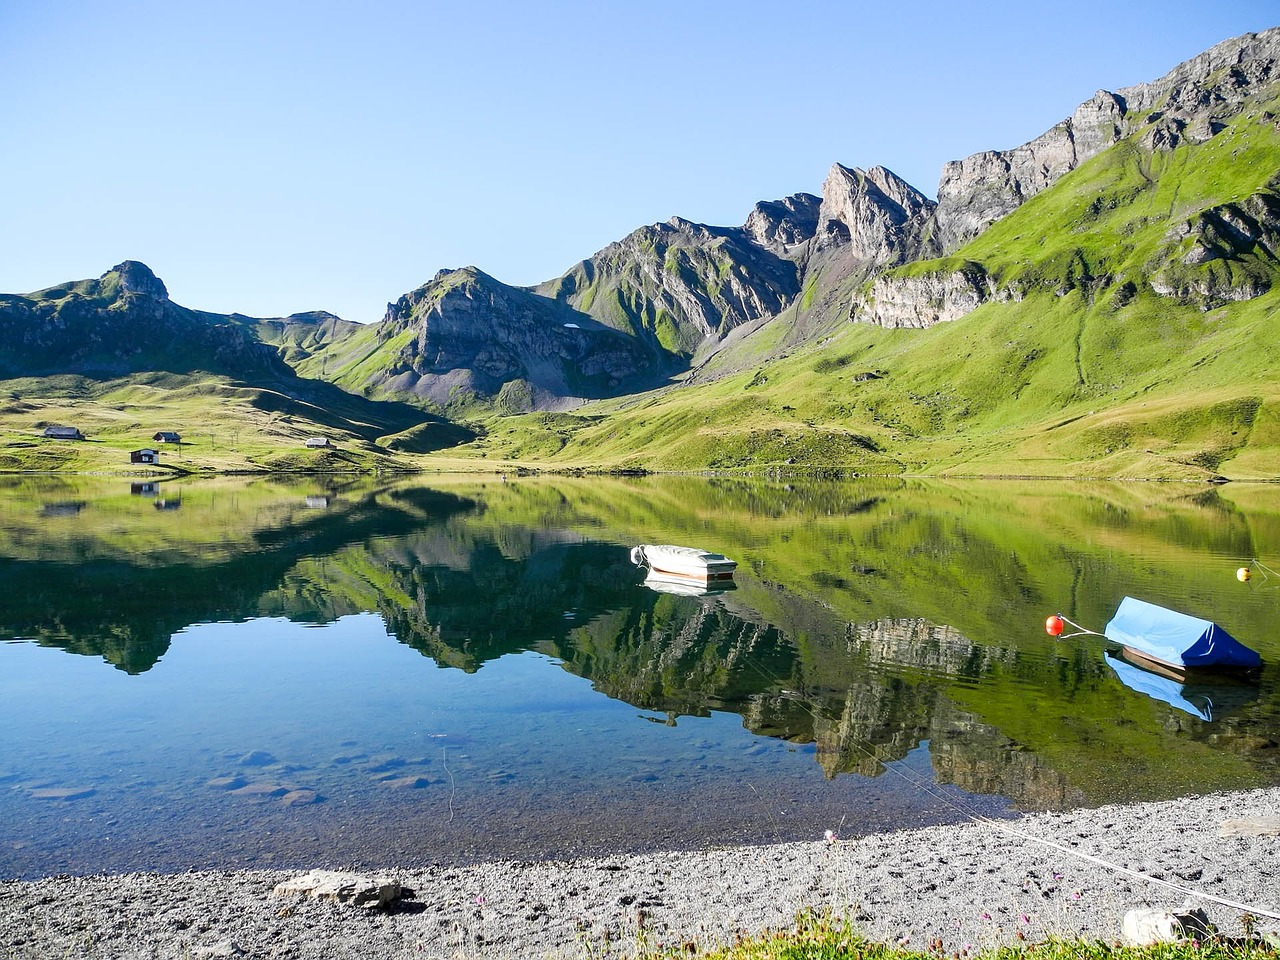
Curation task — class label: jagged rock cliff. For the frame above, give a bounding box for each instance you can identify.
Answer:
[1151,185,1280,302]
[816,164,936,263]
[934,28,1280,251]
[849,262,1010,328]
[743,193,821,249]
[851,28,1280,329]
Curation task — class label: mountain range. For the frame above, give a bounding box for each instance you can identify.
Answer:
[3,27,1279,478]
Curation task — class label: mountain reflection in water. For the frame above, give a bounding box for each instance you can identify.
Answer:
[1,475,1278,877]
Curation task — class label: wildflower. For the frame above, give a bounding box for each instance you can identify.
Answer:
[824,829,838,844]
[474,895,487,906]
[1020,914,1031,925]
[980,912,992,921]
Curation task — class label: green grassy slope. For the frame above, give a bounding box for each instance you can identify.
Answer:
[446,98,1280,478]
[0,372,473,474]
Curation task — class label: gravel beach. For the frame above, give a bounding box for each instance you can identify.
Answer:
[2,787,1277,959]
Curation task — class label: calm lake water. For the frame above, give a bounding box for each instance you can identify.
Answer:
[1,475,1278,879]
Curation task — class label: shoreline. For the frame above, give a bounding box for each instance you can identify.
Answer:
[2,788,1277,959]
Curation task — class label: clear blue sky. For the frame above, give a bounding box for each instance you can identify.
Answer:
[2,1,1275,323]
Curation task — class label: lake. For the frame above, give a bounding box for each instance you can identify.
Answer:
[1,474,1277,880]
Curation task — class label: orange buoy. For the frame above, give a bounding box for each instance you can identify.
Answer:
[1045,614,1064,637]
[1237,567,1252,582]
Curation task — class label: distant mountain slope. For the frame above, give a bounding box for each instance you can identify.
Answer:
[338,31,1280,411]
[0,261,473,466]
[857,30,1280,329]
[0,261,290,380]
[294,266,669,414]
[534,215,804,361]
[463,29,1280,479]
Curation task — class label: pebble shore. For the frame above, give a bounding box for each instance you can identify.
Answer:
[1,787,1276,959]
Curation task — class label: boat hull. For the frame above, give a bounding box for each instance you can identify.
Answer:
[631,544,737,584]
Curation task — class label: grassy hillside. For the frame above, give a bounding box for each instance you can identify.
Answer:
[441,99,1280,479]
[0,372,473,475]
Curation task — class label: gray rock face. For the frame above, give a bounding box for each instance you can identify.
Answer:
[1150,187,1280,304]
[934,27,1280,251]
[817,164,936,264]
[851,263,1011,328]
[1118,27,1280,118]
[743,193,821,248]
[114,260,169,301]
[934,99,1114,252]
[373,267,662,408]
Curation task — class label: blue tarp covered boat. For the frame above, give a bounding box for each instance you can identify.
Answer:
[1103,596,1262,671]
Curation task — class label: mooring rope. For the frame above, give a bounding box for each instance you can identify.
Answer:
[969,813,1280,921]
[742,651,1280,922]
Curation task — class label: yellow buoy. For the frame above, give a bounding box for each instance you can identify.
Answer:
[1237,567,1252,582]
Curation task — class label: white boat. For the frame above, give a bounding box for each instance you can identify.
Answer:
[630,544,737,585]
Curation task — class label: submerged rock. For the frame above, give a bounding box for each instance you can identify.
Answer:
[237,750,278,767]
[379,776,432,789]
[206,776,248,791]
[28,786,95,801]
[280,789,321,806]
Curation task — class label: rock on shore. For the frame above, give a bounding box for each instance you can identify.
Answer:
[1,788,1276,959]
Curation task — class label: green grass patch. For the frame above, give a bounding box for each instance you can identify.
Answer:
[644,910,1280,960]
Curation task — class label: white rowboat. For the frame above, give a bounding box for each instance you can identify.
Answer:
[630,544,737,584]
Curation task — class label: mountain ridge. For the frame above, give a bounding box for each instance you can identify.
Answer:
[3,27,1279,477]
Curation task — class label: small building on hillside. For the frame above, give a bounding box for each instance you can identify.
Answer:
[130,449,160,465]
[43,425,83,440]
[304,437,333,449]
[153,431,182,444]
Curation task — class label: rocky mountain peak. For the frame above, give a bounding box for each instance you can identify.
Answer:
[110,260,168,301]
[816,163,936,263]
[742,193,821,248]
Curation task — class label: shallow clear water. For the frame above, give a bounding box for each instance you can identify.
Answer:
[1,475,1277,879]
